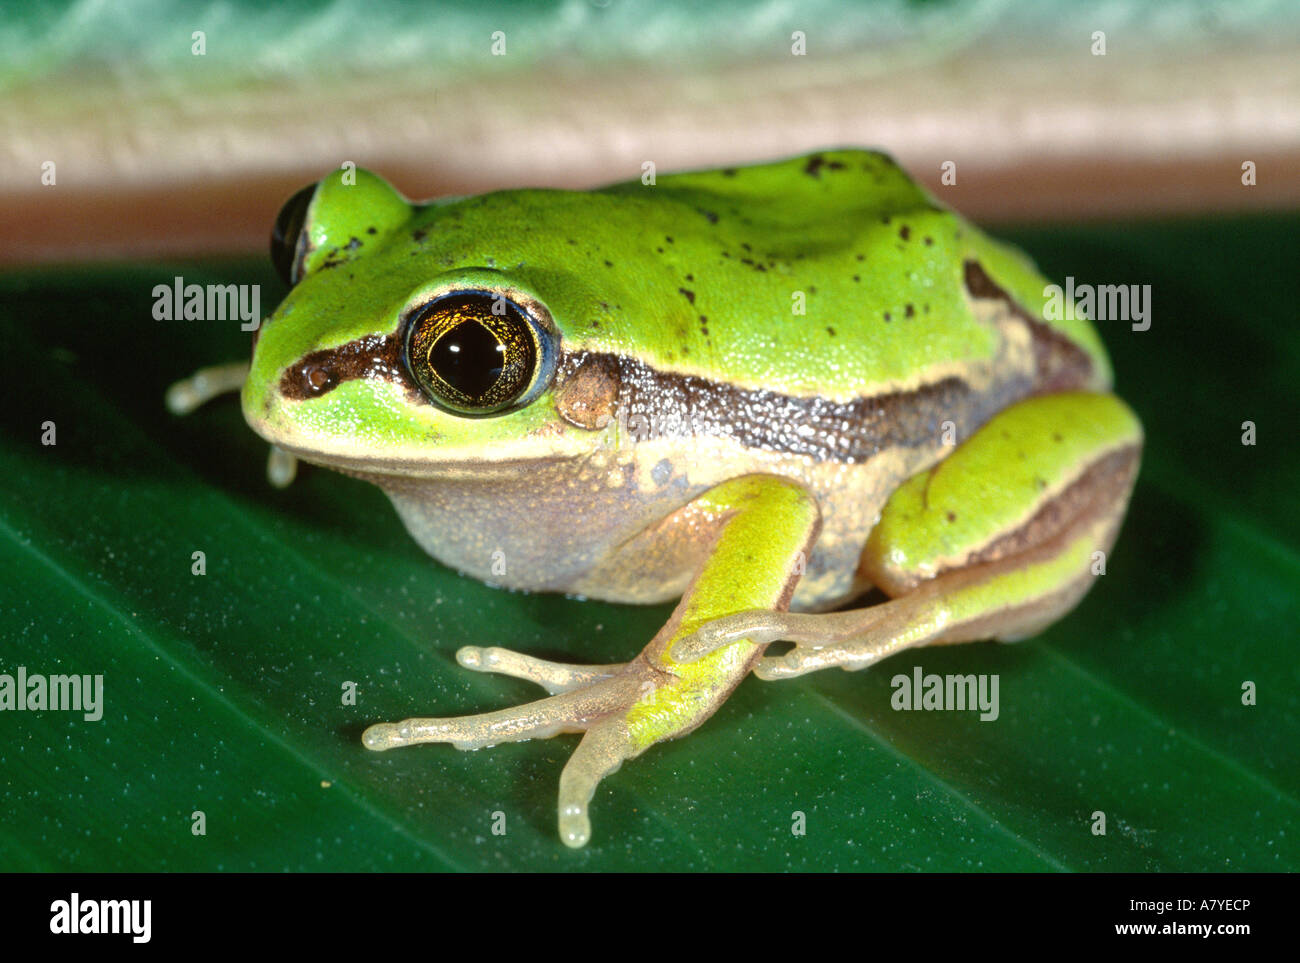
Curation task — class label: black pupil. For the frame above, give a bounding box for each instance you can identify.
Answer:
[432,320,505,398]
[405,293,541,415]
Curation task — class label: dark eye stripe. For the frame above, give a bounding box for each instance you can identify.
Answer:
[278,334,406,401]
[276,292,556,416]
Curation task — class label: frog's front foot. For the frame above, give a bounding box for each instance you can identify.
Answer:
[164,362,250,415]
[165,361,298,487]
[363,649,666,849]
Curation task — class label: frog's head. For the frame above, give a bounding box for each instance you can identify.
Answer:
[243,170,622,479]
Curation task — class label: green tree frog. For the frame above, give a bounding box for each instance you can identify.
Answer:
[173,150,1141,848]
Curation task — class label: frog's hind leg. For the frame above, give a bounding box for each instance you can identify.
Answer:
[673,393,1143,680]
[455,645,624,695]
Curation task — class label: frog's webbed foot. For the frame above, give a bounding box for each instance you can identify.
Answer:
[363,654,653,848]
[165,362,297,488]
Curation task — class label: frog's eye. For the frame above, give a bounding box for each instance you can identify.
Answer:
[270,184,316,287]
[403,292,557,417]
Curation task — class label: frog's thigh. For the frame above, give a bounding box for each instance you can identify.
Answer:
[677,393,1142,679]
[860,391,1142,640]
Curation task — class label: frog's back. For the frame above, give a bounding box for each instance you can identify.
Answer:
[412,150,1111,402]
[622,150,1111,395]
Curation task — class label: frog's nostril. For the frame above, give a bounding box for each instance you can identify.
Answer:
[296,363,336,395]
[281,359,338,398]
[278,335,400,401]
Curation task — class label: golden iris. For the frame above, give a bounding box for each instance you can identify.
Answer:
[405,293,539,415]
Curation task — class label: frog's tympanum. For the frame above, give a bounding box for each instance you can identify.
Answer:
[192,151,1141,847]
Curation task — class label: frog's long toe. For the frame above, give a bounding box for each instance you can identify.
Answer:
[362,667,641,753]
[455,645,624,695]
[557,722,631,848]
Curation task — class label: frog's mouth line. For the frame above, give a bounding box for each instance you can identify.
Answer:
[265,439,579,485]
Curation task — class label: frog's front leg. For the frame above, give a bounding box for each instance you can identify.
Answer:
[675,393,1143,679]
[164,362,250,415]
[362,475,820,848]
[166,362,299,487]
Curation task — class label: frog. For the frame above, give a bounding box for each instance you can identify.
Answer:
[169,149,1142,849]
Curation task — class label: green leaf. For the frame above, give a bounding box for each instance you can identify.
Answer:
[2,216,1296,871]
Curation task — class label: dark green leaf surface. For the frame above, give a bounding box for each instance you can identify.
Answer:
[1,216,1296,871]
